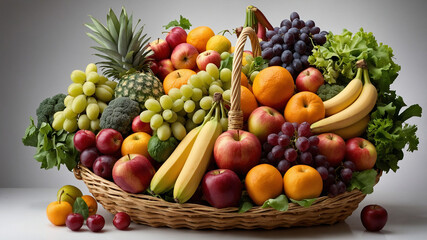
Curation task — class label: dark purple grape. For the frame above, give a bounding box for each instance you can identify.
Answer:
[285,66,296,78]
[281,63,288,69]
[292,59,303,72]
[297,122,312,137]
[313,33,327,45]
[294,40,307,54]
[271,145,285,159]
[310,26,320,35]
[281,50,293,64]
[260,158,269,164]
[308,145,319,156]
[328,166,336,174]
[300,152,313,165]
[267,151,276,163]
[263,142,273,152]
[314,154,327,167]
[267,133,279,146]
[293,52,301,59]
[278,134,290,147]
[325,174,335,186]
[274,26,280,33]
[290,12,300,21]
[272,44,283,56]
[271,34,283,45]
[329,184,339,197]
[317,166,328,180]
[320,30,328,36]
[292,122,299,130]
[308,135,319,146]
[266,30,276,39]
[281,122,295,136]
[261,48,274,60]
[284,148,298,162]
[300,55,309,67]
[263,40,273,49]
[283,32,295,45]
[300,26,310,35]
[292,18,300,28]
[336,181,346,194]
[280,19,292,28]
[281,43,290,50]
[277,160,291,175]
[296,136,309,152]
[305,20,315,28]
[288,27,299,37]
[259,41,267,48]
[343,161,356,172]
[278,26,289,35]
[299,19,305,28]
[269,56,282,66]
[340,168,353,183]
[299,32,310,43]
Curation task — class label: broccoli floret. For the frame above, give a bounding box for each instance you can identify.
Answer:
[99,97,141,136]
[316,84,345,101]
[36,93,66,127]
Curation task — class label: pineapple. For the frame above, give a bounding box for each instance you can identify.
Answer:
[85,7,164,109]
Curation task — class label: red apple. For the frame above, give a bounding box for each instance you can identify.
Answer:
[248,106,285,143]
[361,204,388,232]
[93,155,117,179]
[295,67,324,93]
[131,116,152,135]
[196,50,221,71]
[214,130,261,176]
[170,43,199,70]
[73,130,96,152]
[165,26,187,50]
[345,137,377,171]
[148,38,171,61]
[96,128,123,155]
[80,147,99,169]
[317,133,346,167]
[112,154,156,194]
[202,169,242,208]
[150,60,160,75]
[157,58,175,80]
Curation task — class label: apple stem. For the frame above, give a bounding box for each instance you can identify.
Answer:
[177,72,181,78]
[237,129,240,140]
[58,190,64,204]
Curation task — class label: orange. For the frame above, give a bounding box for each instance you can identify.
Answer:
[245,164,283,205]
[163,69,196,94]
[240,72,249,89]
[284,91,325,124]
[252,66,294,110]
[81,195,98,216]
[283,165,323,201]
[121,132,151,157]
[242,51,253,66]
[46,200,73,226]
[206,35,231,54]
[241,86,258,121]
[186,26,215,53]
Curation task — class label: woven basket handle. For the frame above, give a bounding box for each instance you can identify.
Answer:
[228,27,261,130]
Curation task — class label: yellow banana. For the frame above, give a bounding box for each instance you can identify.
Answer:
[323,68,363,116]
[149,126,201,195]
[311,69,377,134]
[331,114,370,140]
[173,107,223,204]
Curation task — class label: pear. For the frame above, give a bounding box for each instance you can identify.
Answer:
[57,185,83,206]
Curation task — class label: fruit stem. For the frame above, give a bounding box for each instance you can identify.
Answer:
[58,190,64,204]
[363,69,372,85]
[354,67,363,80]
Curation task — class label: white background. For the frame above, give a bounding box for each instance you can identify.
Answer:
[1,0,426,239]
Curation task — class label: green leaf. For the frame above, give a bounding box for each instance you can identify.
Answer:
[261,194,289,211]
[163,15,192,30]
[348,169,377,194]
[238,201,253,213]
[73,197,89,220]
[290,198,317,207]
[22,117,39,147]
[399,104,422,123]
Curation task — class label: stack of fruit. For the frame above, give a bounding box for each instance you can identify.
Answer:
[22,6,420,231]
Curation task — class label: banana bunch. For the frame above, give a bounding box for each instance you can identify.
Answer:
[150,96,225,203]
[311,61,377,138]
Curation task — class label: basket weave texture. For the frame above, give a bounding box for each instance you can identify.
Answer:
[74,27,372,230]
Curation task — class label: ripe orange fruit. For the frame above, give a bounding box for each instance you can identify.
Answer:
[163,69,196,94]
[252,66,294,110]
[81,195,98,216]
[121,132,151,158]
[206,35,231,54]
[46,199,73,226]
[186,26,215,53]
[284,91,325,124]
[241,86,258,121]
[283,165,323,201]
[240,72,249,89]
[245,164,283,205]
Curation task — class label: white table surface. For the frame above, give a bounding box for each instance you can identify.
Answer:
[1,186,426,240]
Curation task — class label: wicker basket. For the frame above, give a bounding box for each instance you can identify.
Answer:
[74,27,373,230]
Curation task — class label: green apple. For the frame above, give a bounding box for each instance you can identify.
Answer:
[57,185,83,205]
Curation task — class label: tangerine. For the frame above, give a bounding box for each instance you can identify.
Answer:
[245,164,283,205]
[240,86,258,121]
[284,91,325,124]
[252,66,294,110]
[81,195,98,216]
[163,69,196,94]
[186,26,215,53]
[46,192,73,226]
[121,132,151,158]
[283,165,323,201]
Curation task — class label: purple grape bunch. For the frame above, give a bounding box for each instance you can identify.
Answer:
[261,121,355,197]
[260,12,328,79]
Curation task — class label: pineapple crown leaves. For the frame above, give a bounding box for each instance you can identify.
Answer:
[85,7,153,79]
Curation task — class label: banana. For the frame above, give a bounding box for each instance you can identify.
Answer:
[149,126,201,195]
[173,106,223,204]
[331,114,370,140]
[311,69,377,134]
[323,68,363,116]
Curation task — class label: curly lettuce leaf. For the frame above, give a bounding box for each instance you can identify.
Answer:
[348,169,377,194]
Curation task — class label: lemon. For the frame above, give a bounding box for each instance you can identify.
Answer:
[206,35,231,54]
